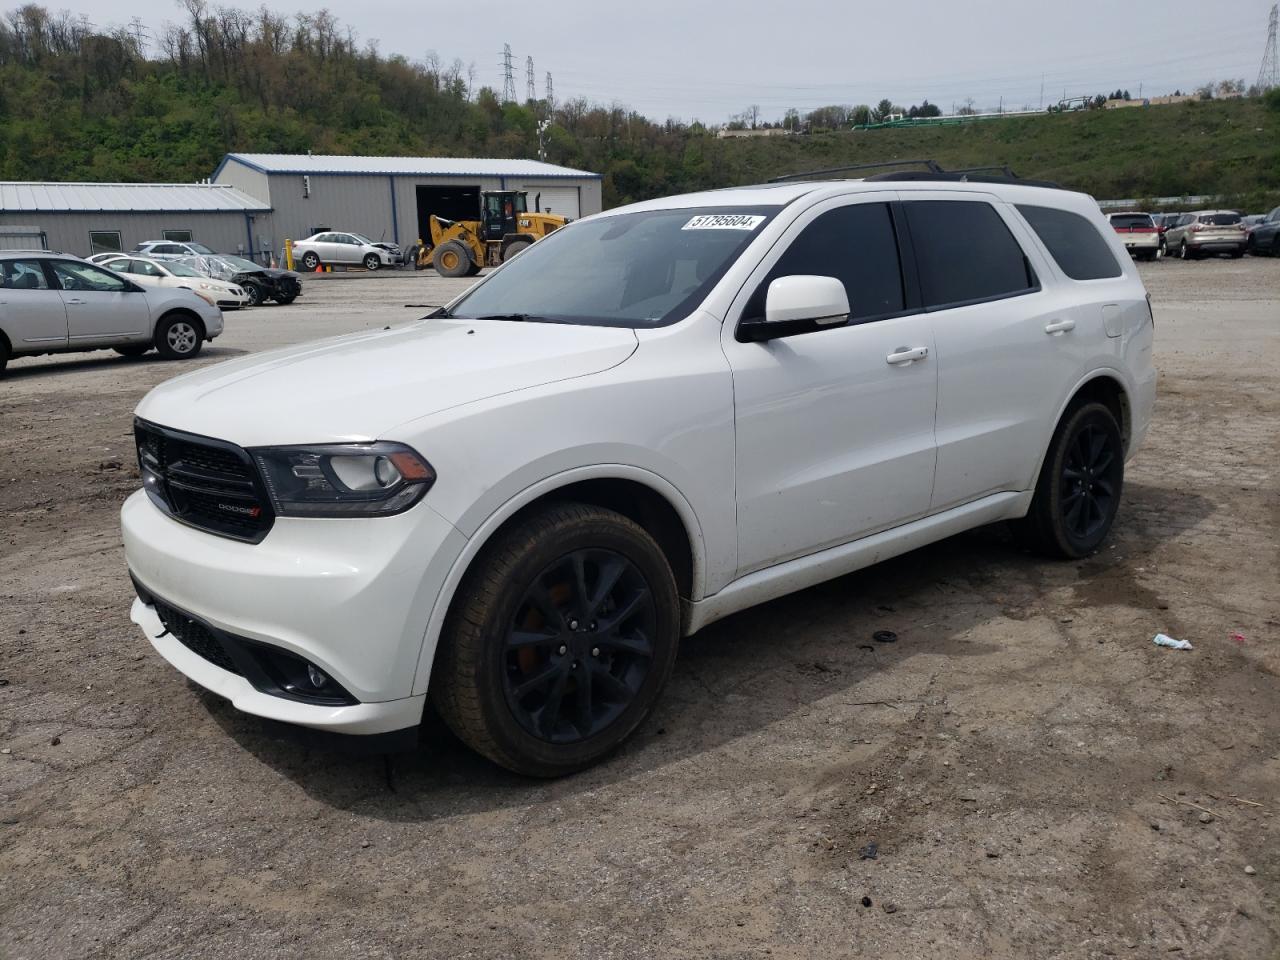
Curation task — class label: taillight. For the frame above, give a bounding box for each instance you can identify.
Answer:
[1190,224,1202,233]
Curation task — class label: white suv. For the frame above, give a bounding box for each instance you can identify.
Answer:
[0,252,224,376]
[121,175,1156,776]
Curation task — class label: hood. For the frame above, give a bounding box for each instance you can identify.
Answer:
[237,267,297,280]
[135,318,638,446]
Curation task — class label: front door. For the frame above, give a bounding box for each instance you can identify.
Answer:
[0,258,68,348]
[49,260,150,345]
[722,195,938,577]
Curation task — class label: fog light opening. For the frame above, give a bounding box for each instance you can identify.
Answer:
[307,663,328,689]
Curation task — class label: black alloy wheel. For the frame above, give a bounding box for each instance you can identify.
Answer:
[1014,401,1125,559]
[432,502,680,777]
[1058,421,1119,543]
[502,547,657,744]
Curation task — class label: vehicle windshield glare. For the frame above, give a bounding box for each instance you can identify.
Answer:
[165,261,202,278]
[446,207,779,327]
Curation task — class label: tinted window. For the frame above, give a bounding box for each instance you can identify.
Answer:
[51,260,130,292]
[1,259,50,289]
[162,229,193,242]
[745,202,904,322]
[1018,205,1123,281]
[89,231,122,255]
[1109,214,1154,229]
[1200,213,1241,225]
[904,201,1035,307]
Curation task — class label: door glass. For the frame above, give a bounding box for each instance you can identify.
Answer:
[89,231,123,255]
[514,194,528,213]
[744,202,905,322]
[1017,205,1122,281]
[904,201,1036,308]
[51,260,130,292]
[1,259,50,289]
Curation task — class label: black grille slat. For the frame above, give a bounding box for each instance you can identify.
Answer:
[134,419,274,543]
[153,597,243,676]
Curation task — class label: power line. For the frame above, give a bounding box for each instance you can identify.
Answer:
[500,43,515,103]
[1259,2,1279,90]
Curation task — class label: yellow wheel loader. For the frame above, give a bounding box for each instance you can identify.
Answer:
[416,190,568,277]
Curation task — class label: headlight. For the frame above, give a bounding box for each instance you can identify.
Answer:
[198,282,215,290]
[250,442,435,517]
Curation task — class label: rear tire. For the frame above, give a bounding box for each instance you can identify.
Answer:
[153,313,204,361]
[114,345,150,358]
[434,241,472,278]
[0,337,9,378]
[273,294,297,305]
[503,239,532,262]
[1179,241,1190,260]
[1014,401,1125,559]
[1230,249,1244,259]
[432,502,680,777]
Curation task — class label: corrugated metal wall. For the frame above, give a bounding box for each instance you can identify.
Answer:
[0,210,269,260]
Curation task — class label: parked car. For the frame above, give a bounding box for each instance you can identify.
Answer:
[1245,207,1280,256]
[122,177,1155,776]
[1107,212,1161,260]
[0,251,222,376]
[1150,213,1181,251]
[132,240,221,261]
[95,254,249,310]
[1163,210,1248,259]
[180,254,302,306]
[291,231,399,271]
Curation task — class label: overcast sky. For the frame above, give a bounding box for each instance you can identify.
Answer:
[52,0,1274,121]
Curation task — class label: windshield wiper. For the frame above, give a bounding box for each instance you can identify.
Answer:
[473,313,553,323]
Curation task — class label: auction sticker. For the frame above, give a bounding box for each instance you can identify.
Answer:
[682,214,766,231]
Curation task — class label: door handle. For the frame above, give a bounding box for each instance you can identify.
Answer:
[65,298,85,305]
[1044,318,1075,335]
[886,346,928,365]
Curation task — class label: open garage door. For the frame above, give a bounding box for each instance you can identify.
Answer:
[415,185,480,244]
[524,185,580,220]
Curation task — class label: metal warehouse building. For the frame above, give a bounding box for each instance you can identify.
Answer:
[211,154,603,256]
[1,154,602,261]
[0,181,270,258]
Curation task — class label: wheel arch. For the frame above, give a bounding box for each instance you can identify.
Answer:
[156,307,206,340]
[410,466,706,698]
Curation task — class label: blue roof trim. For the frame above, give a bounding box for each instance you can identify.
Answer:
[28,206,271,213]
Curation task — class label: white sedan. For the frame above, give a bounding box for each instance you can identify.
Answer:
[290,231,399,271]
[95,255,249,309]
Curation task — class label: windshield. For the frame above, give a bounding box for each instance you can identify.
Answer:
[350,233,374,245]
[165,261,202,278]
[187,242,217,255]
[446,207,779,327]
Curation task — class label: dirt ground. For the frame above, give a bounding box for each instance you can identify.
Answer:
[1,257,1278,960]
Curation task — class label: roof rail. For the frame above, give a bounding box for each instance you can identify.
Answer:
[769,159,1064,190]
[767,159,943,183]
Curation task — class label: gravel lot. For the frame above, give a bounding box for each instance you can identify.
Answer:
[1,257,1278,959]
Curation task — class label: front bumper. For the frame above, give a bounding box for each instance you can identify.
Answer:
[121,489,467,734]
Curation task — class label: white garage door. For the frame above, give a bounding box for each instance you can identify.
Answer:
[524,185,580,220]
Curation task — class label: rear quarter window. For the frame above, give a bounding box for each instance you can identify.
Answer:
[1018,205,1124,281]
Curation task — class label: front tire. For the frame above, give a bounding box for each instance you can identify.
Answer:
[153,313,204,361]
[433,503,680,777]
[1016,402,1124,559]
[300,251,320,272]
[434,241,472,278]
[363,253,381,271]
[242,282,263,306]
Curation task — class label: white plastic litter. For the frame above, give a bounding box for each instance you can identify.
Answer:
[1153,633,1193,651]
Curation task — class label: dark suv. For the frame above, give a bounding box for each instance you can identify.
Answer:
[1246,207,1280,256]
[180,254,302,306]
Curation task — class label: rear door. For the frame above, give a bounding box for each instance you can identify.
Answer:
[723,193,939,575]
[0,258,68,349]
[49,259,151,345]
[901,193,1089,512]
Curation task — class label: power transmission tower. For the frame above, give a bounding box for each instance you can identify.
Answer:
[1258,3,1279,91]
[128,16,148,55]
[500,44,516,103]
[545,72,555,115]
[526,55,536,103]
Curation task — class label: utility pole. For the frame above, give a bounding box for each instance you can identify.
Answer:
[1039,74,1044,110]
[526,55,536,103]
[500,43,516,103]
[1258,3,1279,91]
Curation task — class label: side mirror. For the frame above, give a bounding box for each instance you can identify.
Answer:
[737,275,851,343]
